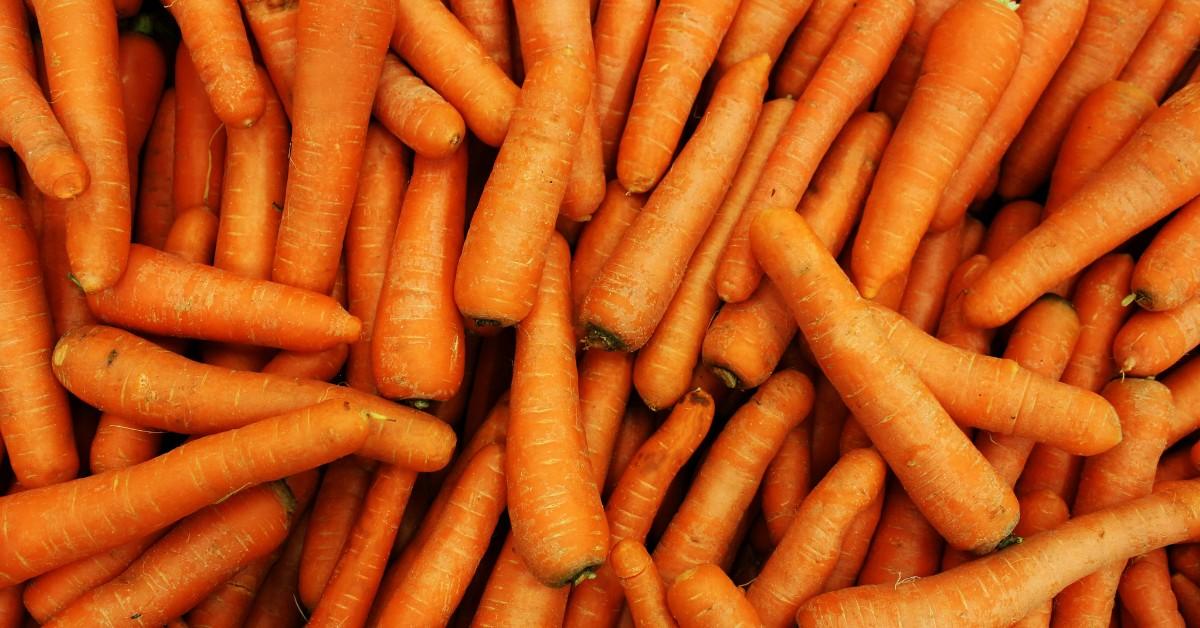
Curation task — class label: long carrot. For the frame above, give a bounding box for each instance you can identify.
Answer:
[771,0,857,98]
[117,23,166,190]
[897,223,964,334]
[999,0,1167,198]
[454,50,590,328]
[449,0,513,75]
[667,563,762,627]
[591,0,655,170]
[1133,197,1200,311]
[296,456,375,608]
[580,54,771,352]
[609,540,675,628]
[392,0,519,147]
[579,349,634,485]
[570,183,645,316]
[1114,296,1200,375]
[981,200,1042,261]
[1005,490,1071,627]
[871,0,959,121]
[615,0,742,192]
[134,89,175,250]
[930,0,1089,231]
[1118,0,1200,101]
[52,325,457,470]
[163,0,264,127]
[471,534,570,627]
[237,0,298,114]
[716,0,813,72]
[753,207,1019,553]
[1118,548,1186,627]
[715,0,913,303]
[762,423,813,544]
[374,54,467,159]
[173,45,227,214]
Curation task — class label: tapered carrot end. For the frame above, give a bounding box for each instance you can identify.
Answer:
[337,314,364,343]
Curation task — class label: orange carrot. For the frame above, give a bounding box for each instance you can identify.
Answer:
[164,0,265,127]
[753,207,1019,553]
[88,412,161,475]
[297,456,375,608]
[163,205,219,265]
[373,146,467,401]
[716,0,813,72]
[1158,447,1199,484]
[609,539,674,628]
[1172,544,1200,583]
[654,371,813,583]
[716,0,913,303]
[999,0,1167,198]
[185,554,279,628]
[392,0,519,146]
[810,375,849,480]
[872,0,959,121]
[472,534,570,627]
[173,46,226,214]
[1119,0,1200,101]
[448,0,513,75]
[1175,573,1200,627]
[851,0,1023,297]
[930,0,1088,230]
[1118,548,1186,627]
[591,0,655,170]
[822,492,884,592]
[134,89,175,250]
[0,585,20,628]
[960,218,985,260]
[700,283,800,392]
[118,22,167,192]
[52,325,457,470]
[982,200,1042,261]
[1166,357,1200,445]
[1133,196,1200,311]
[762,423,813,545]
[580,54,771,352]
[616,0,742,192]
[1006,489,1070,628]
[633,98,794,409]
[374,54,467,159]
[237,0,298,114]
[455,50,590,328]
[667,563,761,627]
[579,349,634,485]
[570,184,645,316]
[242,515,308,628]
[604,403,657,497]
[771,0,857,98]
[897,223,964,333]
[1116,292,1200,375]
[855,483,944,586]
[462,332,515,436]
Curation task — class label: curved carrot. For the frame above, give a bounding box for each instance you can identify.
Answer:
[592,0,655,170]
[999,0,1167,198]
[570,183,645,315]
[448,0,513,75]
[173,45,227,214]
[616,0,741,192]
[118,24,167,192]
[1119,0,1200,101]
[716,0,912,303]
[871,0,958,121]
[897,222,963,334]
[579,349,634,485]
[296,456,375,608]
[982,200,1041,260]
[753,207,1019,553]
[134,89,175,249]
[374,54,466,159]
[609,540,674,628]
[237,0,298,114]
[667,563,761,627]
[762,424,812,544]
[455,50,590,328]
[1134,195,1200,311]
[163,205,219,265]
[164,0,265,127]
[931,0,1088,231]
[392,0,518,146]
[1007,489,1070,627]
[242,515,308,628]
[716,0,813,72]
[580,54,771,352]
[472,534,570,627]
[851,0,1023,297]
[1118,548,1186,627]
[772,0,856,97]
[52,325,457,470]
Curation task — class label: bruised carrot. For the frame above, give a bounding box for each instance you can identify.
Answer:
[163,205,219,265]
[52,325,457,470]
[579,350,634,484]
[173,46,226,213]
[1118,548,1185,627]
[1114,295,1200,375]
[762,423,812,544]
[1119,0,1200,101]
[982,200,1041,260]
[242,515,308,628]
[374,54,466,159]
[134,89,176,249]
[871,0,958,121]
[609,540,674,628]
[570,179,642,314]
[472,535,570,627]
[373,146,467,401]
[897,223,964,333]
[772,0,856,97]
[856,483,943,586]
[667,564,761,627]
[716,0,813,72]
[297,456,375,608]
[455,51,590,328]
[1133,197,1200,311]
[237,0,298,114]
[591,0,655,170]
[580,54,771,352]
[449,0,513,75]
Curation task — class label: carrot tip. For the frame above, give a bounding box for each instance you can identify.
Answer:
[403,399,432,410]
[582,324,627,352]
[710,366,742,390]
[52,172,87,199]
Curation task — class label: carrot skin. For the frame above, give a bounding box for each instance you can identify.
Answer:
[163,205,219,265]
[472,534,570,627]
[134,89,176,250]
[242,515,309,628]
[666,563,762,627]
[238,0,299,115]
[449,0,513,75]
[1118,548,1186,628]
[591,0,655,171]
[578,349,634,485]
[88,412,161,475]
[1118,0,1200,101]
[609,540,675,628]
[373,54,467,159]
[1173,573,1200,627]
[717,0,813,73]
[872,0,958,121]
[570,183,645,316]
[772,0,857,98]
[164,0,265,127]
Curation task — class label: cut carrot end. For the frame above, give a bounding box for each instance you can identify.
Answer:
[51,172,87,199]
[583,324,627,352]
[710,366,741,390]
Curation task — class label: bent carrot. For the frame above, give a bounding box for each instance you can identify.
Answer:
[716,0,813,72]
[173,46,226,213]
[1133,197,1200,311]
[1118,548,1185,628]
[134,89,175,250]
[1118,0,1200,101]
[448,0,513,75]
[1114,295,1200,375]
[667,564,761,627]
[297,456,375,608]
[374,54,466,159]
[591,0,655,170]
[772,0,856,98]
[164,0,265,127]
[610,540,674,628]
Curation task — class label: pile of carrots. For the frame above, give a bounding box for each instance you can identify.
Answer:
[1,0,1200,624]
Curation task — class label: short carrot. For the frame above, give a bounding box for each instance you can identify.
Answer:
[716,0,813,72]
[762,423,813,545]
[297,456,375,608]
[591,0,655,170]
[610,540,675,628]
[981,200,1042,261]
[237,0,298,114]
[173,46,227,213]
[134,89,175,250]
[667,564,762,628]
[373,54,467,159]
[163,0,265,127]
[579,349,634,485]
[1114,295,1200,375]
[448,0,513,75]
[1118,0,1200,101]
[897,222,964,334]
[163,205,219,265]
[1133,197,1200,311]
[771,0,856,98]
[570,183,645,316]
[1118,548,1186,628]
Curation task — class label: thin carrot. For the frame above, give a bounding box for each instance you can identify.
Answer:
[569,187,645,317]
[604,403,657,497]
[455,51,589,328]
[579,349,634,485]
[716,0,813,72]
[1114,295,1200,375]
[771,0,856,98]
[237,0,298,114]
[716,0,913,303]
[999,0,1167,199]
[1118,548,1186,627]
[1007,490,1070,628]
[580,54,771,352]
[762,423,813,545]
[616,0,742,192]
[1133,197,1200,311]
[1166,358,1200,445]
[374,54,466,159]
[931,0,1088,230]
[118,22,167,192]
[609,540,675,628]
[667,563,761,627]
[52,325,457,470]
[960,218,985,260]
[242,515,308,628]
[1172,544,1200,584]
[591,0,655,170]
[173,45,226,214]
[448,0,513,75]
[1119,0,1200,101]
[822,491,884,592]
[897,222,964,333]
[1174,573,1200,628]
[810,375,849,480]
[134,89,175,250]
[297,456,375,608]
[392,0,519,147]
[982,200,1042,261]
[163,205,219,265]
[462,332,514,436]
[471,534,570,627]
[164,0,264,127]
[373,145,467,401]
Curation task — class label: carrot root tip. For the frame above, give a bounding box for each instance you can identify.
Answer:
[52,172,87,199]
[710,366,742,390]
[582,324,627,352]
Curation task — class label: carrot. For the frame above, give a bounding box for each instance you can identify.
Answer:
[374,54,467,159]
[373,146,467,401]
[52,325,457,470]
[579,349,634,485]
[931,0,1089,231]
[874,0,964,120]
[392,0,519,147]
[570,186,643,317]
[164,0,264,127]
[463,332,514,435]
[1119,0,1200,101]
[1006,490,1071,628]
[118,23,167,190]
[604,403,657,496]
[297,456,375,608]
[851,0,1023,297]
[1166,358,1200,445]
[855,483,944,586]
[1114,295,1200,375]
[999,0,1167,199]
[609,540,675,628]
[1173,573,1200,627]
[46,482,294,626]
[633,98,794,409]
[186,554,279,628]
[1172,544,1200,583]
[982,200,1041,260]
[897,223,964,334]
[449,0,513,75]
[716,0,813,72]
[580,54,771,352]
[747,448,886,627]
[237,0,298,115]
[1044,81,1157,214]
[163,205,219,265]
[1133,198,1200,312]
[1118,548,1186,627]
[1158,447,1199,484]
[0,585,19,628]
[667,563,761,627]
[29,0,130,292]
[771,0,856,98]
[716,0,913,303]
[134,89,175,250]
[1054,378,1175,625]
[472,534,570,627]
[0,0,88,200]
[654,371,813,583]
[591,0,655,170]
[173,46,227,214]
[960,218,985,260]
[809,376,849,480]
[615,0,741,192]
[753,207,1019,553]
[762,423,813,545]
[88,411,161,475]
[455,52,589,328]
[241,514,307,628]
[565,389,714,627]
[822,491,884,592]
[699,284,798,392]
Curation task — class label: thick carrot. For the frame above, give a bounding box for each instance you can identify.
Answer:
[163,205,219,265]
[716,0,813,72]
[449,0,513,75]
[52,325,457,470]
[164,0,264,127]
[1054,377,1174,625]
[1044,81,1157,213]
[579,349,634,485]
[931,0,1088,230]
[472,535,570,627]
[822,492,884,592]
[173,46,226,214]
[296,456,375,608]
[999,0,1167,199]
[753,207,1018,553]
[871,0,958,121]
[455,51,589,328]
[609,540,675,628]
[667,563,761,627]
[654,371,813,583]
[1007,490,1070,628]
[134,89,175,250]
[373,146,467,401]
[1119,0,1200,101]
[616,0,741,192]
[29,0,130,292]
[580,54,771,352]
[1118,548,1185,627]
[897,223,964,334]
[762,423,813,544]
[716,0,913,303]
[851,0,1023,297]
[1133,197,1200,311]
[1114,295,1200,375]
[982,200,1042,260]
[855,483,943,586]
[242,515,308,628]
[237,0,298,114]
[392,0,519,147]
[747,448,886,627]
[771,0,856,97]
[591,0,655,170]
[570,183,645,315]
[374,54,467,159]
[46,482,294,626]
[633,98,794,409]
[118,24,167,190]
